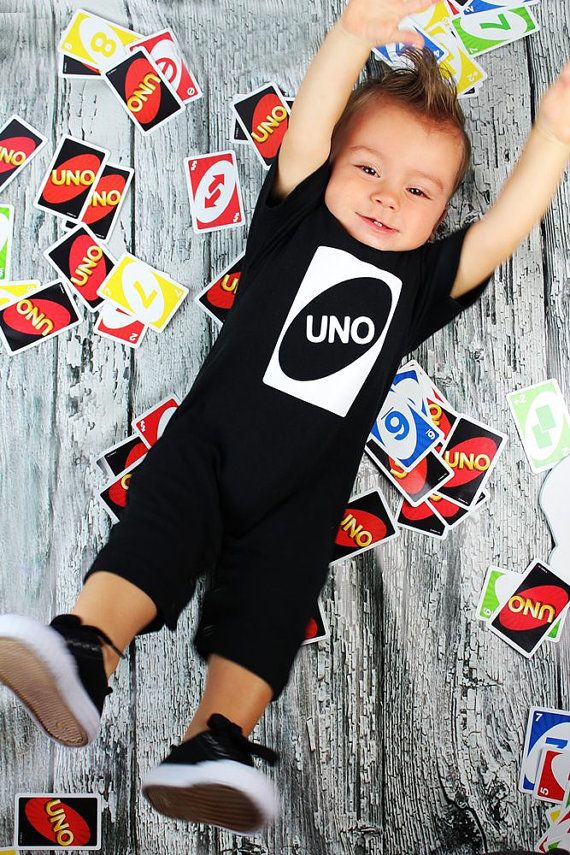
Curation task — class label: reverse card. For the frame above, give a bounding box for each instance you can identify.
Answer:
[58,10,142,71]
[232,83,290,169]
[437,414,507,507]
[98,457,144,523]
[93,302,147,348]
[105,49,185,134]
[535,748,570,803]
[370,387,443,471]
[132,395,180,447]
[130,29,202,104]
[521,707,570,794]
[396,497,447,538]
[185,150,245,233]
[75,163,134,241]
[0,280,81,355]
[302,597,329,645]
[0,115,47,191]
[0,281,41,311]
[507,379,570,474]
[329,487,399,566]
[44,226,115,312]
[365,436,453,506]
[95,434,148,478]
[489,560,570,658]
[15,793,101,850]
[35,136,108,221]
[0,205,14,280]
[97,253,188,331]
[195,251,245,325]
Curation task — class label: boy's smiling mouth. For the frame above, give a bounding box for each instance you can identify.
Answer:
[357,213,398,233]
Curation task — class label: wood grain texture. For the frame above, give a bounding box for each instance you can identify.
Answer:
[0,1,568,853]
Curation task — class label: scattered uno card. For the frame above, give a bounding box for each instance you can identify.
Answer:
[374,18,449,66]
[93,302,147,349]
[329,487,399,566]
[401,359,451,408]
[488,560,570,658]
[97,253,188,331]
[451,4,540,58]
[74,163,134,241]
[370,387,443,471]
[521,708,570,795]
[98,456,145,523]
[365,437,453,506]
[0,280,81,356]
[396,497,447,538]
[59,53,100,78]
[96,434,148,478]
[232,83,290,169]
[0,204,14,280]
[507,379,570,474]
[15,793,101,850]
[535,748,570,804]
[132,395,181,448]
[0,115,47,191]
[303,597,329,646]
[45,226,115,312]
[0,280,41,311]
[105,48,185,134]
[195,251,245,325]
[35,136,108,222]
[234,97,294,143]
[185,151,244,233]
[427,490,487,529]
[58,9,142,72]
[437,415,506,508]
[477,565,564,642]
[130,29,202,104]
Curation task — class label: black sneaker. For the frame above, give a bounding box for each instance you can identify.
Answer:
[142,712,280,834]
[0,613,123,747]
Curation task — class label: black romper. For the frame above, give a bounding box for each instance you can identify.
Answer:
[85,155,492,701]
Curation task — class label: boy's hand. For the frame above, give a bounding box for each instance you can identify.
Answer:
[340,0,436,49]
[536,60,570,147]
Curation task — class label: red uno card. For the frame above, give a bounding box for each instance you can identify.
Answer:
[96,434,149,479]
[437,415,507,508]
[93,302,147,348]
[365,436,453,506]
[329,487,399,566]
[104,48,184,134]
[34,136,108,221]
[427,490,487,529]
[44,226,115,312]
[0,281,81,355]
[76,163,133,241]
[185,151,244,233]
[397,497,448,538]
[232,83,290,169]
[132,395,181,447]
[195,251,245,325]
[0,115,47,191]
[130,29,202,104]
[535,748,570,803]
[99,457,145,523]
[234,97,294,143]
[303,597,329,645]
[15,793,101,850]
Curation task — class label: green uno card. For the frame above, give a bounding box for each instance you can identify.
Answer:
[451,6,539,59]
[507,379,570,474]
[476,564,563,641]
[0,205,13,281]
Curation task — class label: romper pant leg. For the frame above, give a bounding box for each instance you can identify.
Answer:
[84,410,223,635]
[193,483,342,702]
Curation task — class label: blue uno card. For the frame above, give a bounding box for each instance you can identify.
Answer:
[391,367,429,418]
[520,707,570,794]
[370,388,442,471]
[374,26,449,66]
[465,0,534,13]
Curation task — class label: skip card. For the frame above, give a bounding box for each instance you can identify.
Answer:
[130,29,202,104]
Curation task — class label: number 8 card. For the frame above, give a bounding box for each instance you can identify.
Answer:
[58,9,142,72]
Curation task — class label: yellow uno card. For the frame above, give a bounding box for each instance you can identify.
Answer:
[97,253,189,332]
[58,10,142,71]
[410,0,453,33]
[427,22,487,95]
[0,280,41,310]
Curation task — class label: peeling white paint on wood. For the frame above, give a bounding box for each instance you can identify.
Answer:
[0,1,568,852]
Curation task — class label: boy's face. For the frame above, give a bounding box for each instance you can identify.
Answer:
[324,98,465,251]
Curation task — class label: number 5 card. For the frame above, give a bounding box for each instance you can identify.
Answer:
[97,253,188,332]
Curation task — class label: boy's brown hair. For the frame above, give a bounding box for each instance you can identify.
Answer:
[329,46,471,198]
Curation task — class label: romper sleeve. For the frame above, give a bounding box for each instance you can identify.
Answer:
[404,222,494,354]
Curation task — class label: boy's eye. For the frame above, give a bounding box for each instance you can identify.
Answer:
[358,165,429,198]
[358,165,378,177]
[409,187,428,198]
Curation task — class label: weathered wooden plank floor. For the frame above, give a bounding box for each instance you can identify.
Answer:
[0,1,568,853]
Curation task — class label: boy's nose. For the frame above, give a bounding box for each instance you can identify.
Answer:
[371,183,399,210]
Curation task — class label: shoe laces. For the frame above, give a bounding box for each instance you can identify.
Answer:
[206,713,280,766]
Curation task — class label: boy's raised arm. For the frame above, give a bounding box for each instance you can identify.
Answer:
[274,0,434,203]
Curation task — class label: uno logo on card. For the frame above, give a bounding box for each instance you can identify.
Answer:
[4,297,70,337]
[305,617,318,640]
[391,455,424,486]
[109,471,133,507]
[250,94,289,158]
[500,585,569,631]
[429,402,454,436]
[207,271,240,309]
[68,235,108,299]
[0,136,36,172]
[44,154,101,203]
[124,58,162,122]
[336,509,386,548]
[443,437,496,483]
[83,173,125,224]
[24,797,91,847]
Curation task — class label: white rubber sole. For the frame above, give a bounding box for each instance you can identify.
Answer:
[0,614,101,747]
[142,758,280,834]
